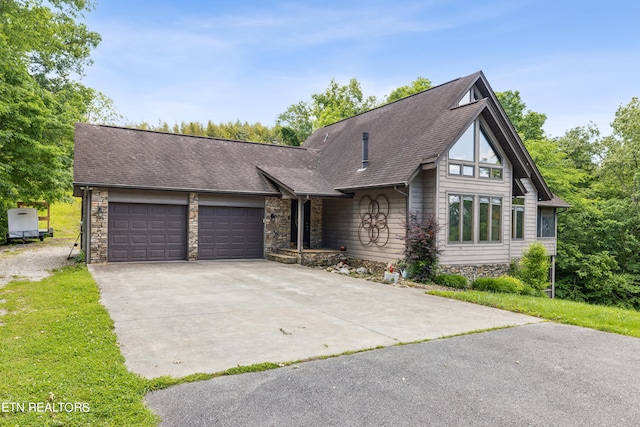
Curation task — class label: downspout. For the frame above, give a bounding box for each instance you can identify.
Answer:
[394,185,410,253]
[297,196,305,265]
[83,187,91,264]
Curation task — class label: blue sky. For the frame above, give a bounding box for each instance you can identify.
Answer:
[81,0,640,137]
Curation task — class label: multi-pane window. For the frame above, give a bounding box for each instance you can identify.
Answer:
[537,207,555,238]
[448,121,503,179]
[448,195,474,242]
[512,198,525,240]
[449,194,502,243]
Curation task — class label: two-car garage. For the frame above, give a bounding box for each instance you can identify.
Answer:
[106,191,264,262]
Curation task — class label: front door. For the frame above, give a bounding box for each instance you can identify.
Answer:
[290,199,311,249]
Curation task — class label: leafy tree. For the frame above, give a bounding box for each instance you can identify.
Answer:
[524,138,588,201]
[597,98,640,202]
[312,78,377,128]
[496,90,546,141]
[275,101,312,146]
[385,76,432,103]
[0,0,103,240]
[129,120,282,145]
[276,78,377,145]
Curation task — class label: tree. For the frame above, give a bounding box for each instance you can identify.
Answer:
[1,0,102,239]
[597,98,640,202]
[385,76,432,103]
[524,138,588,201]
[276,78,378,145]
[496,90,546,141]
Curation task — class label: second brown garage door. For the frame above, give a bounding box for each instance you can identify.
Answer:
[198,206,264,260]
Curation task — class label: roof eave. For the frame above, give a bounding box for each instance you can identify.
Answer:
[72,182,281,197]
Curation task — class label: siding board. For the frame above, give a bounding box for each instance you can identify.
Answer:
[323,188,406,263]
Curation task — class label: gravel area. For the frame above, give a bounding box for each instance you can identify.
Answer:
[0,242,77,288]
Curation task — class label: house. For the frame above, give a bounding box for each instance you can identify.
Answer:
[73,71,568,278]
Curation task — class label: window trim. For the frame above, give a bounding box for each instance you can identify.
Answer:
[511,198,525,240]
[448,194,503,244]
[448,118,503,181]
[537,207,556,238]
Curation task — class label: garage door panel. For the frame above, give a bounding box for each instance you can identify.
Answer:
[108,203,187,262]
[198,206,263,260]
[131,234,148,244]
[131,220,148,229]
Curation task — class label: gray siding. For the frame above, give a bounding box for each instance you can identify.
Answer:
[109,189,188,205]
[323,188,407,264]
[437,146,513,266]
[408,169,437,221]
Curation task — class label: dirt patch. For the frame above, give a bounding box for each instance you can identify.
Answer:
[0,242,77,288]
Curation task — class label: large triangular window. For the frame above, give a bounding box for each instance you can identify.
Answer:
[448,120,503,179]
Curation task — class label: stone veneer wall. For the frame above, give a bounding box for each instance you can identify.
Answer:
[90,187,108,263]
[265,197,291,254]
[438,263,510,281]
[310,198,322,249]
[347,257,388,274]
[188,193,198,261]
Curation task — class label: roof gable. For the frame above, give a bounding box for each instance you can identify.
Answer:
[74,71,554,202]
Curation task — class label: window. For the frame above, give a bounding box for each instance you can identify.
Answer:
[449,194,502,243]
[448,120,502,179]
[512,198,524,239]
[448,195,474,243]
[537,207,555,238]
[458,88,479,106]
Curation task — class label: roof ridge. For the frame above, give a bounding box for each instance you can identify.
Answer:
[312,71,483,132]
[75,122,309,151]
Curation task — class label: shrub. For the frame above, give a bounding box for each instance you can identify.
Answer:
[515,242,551,290]
[473,275,525,294]
[433,273,469,289]
[402,215,441,282]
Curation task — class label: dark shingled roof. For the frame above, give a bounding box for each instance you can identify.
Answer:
[73,71,554,202]
[74,124,314,195]
[303,72,483,190]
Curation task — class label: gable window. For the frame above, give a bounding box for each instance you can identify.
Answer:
[512,198,525,240]
[448,120,502,179]
[458,88,480,106]
[449,194,502,243]
[537,207,555,238]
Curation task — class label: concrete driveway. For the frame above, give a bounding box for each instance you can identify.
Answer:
[90,260,541,378]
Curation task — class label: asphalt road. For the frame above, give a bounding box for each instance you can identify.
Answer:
[146,322,640,427]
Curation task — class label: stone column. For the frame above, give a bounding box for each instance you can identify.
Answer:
[188,193,199,261]
[264,197,291,254]
[90,188,109,263]
[310,198,323,249]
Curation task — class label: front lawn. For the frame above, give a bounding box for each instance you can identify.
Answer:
[0,266,159,426]
[428,290,640,338]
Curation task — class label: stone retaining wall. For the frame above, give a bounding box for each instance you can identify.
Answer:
[438,263,511,281]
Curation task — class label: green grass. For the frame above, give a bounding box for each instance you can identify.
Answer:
[49,198,81,240]
[428,290,640,338]
[4,263,640,426]
[0,266,159,426]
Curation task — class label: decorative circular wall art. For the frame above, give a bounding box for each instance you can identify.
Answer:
[358,195,390,247]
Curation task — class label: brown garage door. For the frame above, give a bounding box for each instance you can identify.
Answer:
[198,206,264,260]
[108,203,187,262]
